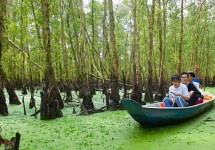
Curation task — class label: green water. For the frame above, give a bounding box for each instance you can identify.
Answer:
[1,88,215,150]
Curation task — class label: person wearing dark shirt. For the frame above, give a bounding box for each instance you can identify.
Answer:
[180,72,203,106]
[188,71,200,89]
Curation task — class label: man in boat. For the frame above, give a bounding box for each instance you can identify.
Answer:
[163,74,190,107]
[187,71,200,89]
[180,72,203,106]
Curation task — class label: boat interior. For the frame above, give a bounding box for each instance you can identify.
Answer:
[142,99,213,108]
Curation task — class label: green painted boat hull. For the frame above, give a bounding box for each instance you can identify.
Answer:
[121,99,214,126]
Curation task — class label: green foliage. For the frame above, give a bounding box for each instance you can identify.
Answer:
[1,0,215,85]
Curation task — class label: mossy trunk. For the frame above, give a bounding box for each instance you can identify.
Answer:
[0,87,8,116]
[1,69,21,105]
[108,0,120,109]
[65,83,72,102]
[79,80,95,111]
[40,0,63,120]
[0,0,8,116]
[5,81,21,105]
[40,87,63,120]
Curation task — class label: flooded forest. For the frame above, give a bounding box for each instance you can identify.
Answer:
[1,0,215,149]
[0,0,214,116]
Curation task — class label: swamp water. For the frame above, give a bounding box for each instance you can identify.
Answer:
[1,89,215,150]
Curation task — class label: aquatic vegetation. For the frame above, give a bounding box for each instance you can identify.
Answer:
[0,89,215,150]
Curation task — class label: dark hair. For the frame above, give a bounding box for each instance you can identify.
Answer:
[180,72,189,77]
[188,71,195,78]
[171,74,180,81]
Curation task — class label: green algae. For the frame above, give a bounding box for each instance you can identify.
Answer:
[0,88,215,150]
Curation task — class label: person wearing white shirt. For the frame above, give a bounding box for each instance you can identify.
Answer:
[163,74,190,107]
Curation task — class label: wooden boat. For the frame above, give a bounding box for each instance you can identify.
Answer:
[121,98,214,126]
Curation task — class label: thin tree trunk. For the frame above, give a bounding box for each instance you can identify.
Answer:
[20,0,28,95]
[89,0,96,97]
[0,0,8,116]
[205,26,210,86]
[108,0,120,109]
[131,0,142,104]
[60,0,71,101]
[60,0,68,81]
[78,0,95,111]
[31,0,42,43]
[144,0,155,102]
[157,0,166,101]
[102,0,110,80]
[177,0,184,73]
[192,1,204,73]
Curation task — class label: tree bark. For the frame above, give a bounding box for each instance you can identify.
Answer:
[131,0,142,104]
[40,0,63,120]
[177,0,184,73]
[5,80,21,105]
[144,0,155,102]
[78,0,95,111]
[157,0,167,101]
[102,0,110,79]
[0,0,8,116]
[108,0,120,109]
[60,0,68,81]
[192,1,204,74]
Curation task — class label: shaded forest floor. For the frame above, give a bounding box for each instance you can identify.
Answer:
[1,88,215,150]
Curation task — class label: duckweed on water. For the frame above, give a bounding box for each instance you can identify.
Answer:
[0,88,215,150]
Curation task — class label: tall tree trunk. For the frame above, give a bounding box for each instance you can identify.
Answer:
[20,0,28,95]
[89,0,96,97]
[157,0,166,101]
[0,0,8,116]
[144,0,155,102]
[78,0,95,111]
[102,0,110,77]
[60,0,68,81]
[177,0,184,73]
[101,0,111,106]
[205,26,210,86]
[60,0,71,101]
[192,1,204,75]
[40,0,63,120]
[108,0,120,109]
[131,0,142,104]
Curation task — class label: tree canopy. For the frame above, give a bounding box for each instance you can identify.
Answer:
[2,0,215,90]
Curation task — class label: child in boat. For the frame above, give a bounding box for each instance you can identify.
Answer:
[163,74,190,107]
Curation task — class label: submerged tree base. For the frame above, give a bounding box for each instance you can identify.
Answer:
[40,88,63,120]
[0,90,8,116]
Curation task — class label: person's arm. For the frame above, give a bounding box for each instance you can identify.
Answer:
[175,93,190,101]
[174,85,190,101]
[193,82,200,89]
[169,86,174,98]
[189,83,201,95]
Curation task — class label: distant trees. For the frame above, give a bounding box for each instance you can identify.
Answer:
[0,0,215,116]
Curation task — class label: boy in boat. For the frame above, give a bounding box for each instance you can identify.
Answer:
[187,71,200,89]
[163,74,190,107]
[180,72,203,105]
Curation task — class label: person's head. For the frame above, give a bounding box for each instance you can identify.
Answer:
[188,71,195,82]
[171,74,180,87]
[180,72,189,84]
